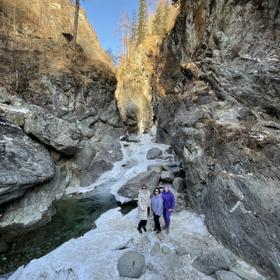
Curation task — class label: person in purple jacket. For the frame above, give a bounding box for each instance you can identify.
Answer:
[161,184,175,233]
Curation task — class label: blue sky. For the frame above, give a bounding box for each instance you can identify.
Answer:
[81,0,157,56]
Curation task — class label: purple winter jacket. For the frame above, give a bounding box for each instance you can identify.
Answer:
[161,191,175,210]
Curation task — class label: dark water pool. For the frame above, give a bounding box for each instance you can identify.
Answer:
[0,194,136,275]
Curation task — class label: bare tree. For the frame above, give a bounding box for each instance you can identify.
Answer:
[137,0,148,45]
[73,0,80,48]
[119,12,131,58]
[13,0,16,32]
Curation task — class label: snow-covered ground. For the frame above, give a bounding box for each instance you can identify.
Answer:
[7,208,213,280]
[8,207,264,280]
[65,128,176,203]
[7,129,266,280]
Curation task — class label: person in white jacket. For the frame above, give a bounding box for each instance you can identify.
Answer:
[137,184,151,234]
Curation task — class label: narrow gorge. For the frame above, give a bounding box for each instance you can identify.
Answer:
[0,0,279,280]
[117,0,280,278]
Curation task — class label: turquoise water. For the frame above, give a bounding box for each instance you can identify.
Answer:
[0,194,136,275]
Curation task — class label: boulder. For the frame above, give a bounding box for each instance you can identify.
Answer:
[0,166,68,230]
[192,248,233,275]
[146,147,163,160]
[160,170,174,182]
[147,164,163,173]
[230,260,267,280]
[117,251,145,279]
[24,105,83,155]
[123,103,138,133]
[73,135,122,187]
[0,120,55,205]
[162,163,179,171]
[118,171,160,199]
[0,104,29,127]
[215,270,242,280]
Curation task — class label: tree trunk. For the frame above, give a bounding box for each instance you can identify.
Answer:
[73,0,80,48]
[13,0,16,32]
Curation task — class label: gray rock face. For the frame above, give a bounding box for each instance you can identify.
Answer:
[40,72,123,137]
[0,166,68,231]
[24,105,82,155]
[151,0,280,278]
[169,166,184,177]
[122,103,139,133]
[0,104,28,127]
[172,177,186,193]
[192,248,233,275]
[146,147,163,160]
[160,170,174,182]
[117,251,145,279]
[147,164,163,173]
[0,120,55,205]
[118,171,160,199]
[0,44,124,233]
[71,135,122,188]
[215,270,242,280]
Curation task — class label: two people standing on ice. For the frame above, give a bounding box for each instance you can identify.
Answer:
[137,184,175,234]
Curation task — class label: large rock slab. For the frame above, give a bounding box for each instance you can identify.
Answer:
[192,248,233,275]
[70,135,123,188]
[117,171,160,199]
[41,72,124,138]
[215,270,242,280]
[205,175,280,279]
[160,170,175,182]
[147,164,163,173]
[0,166,68,230]
[0,120,55,205]
[24,105,83,155]
[117,251,145,278]
[151,1,280,278]
[146,147,163,160]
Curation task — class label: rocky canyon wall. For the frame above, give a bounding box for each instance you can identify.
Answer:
[0,0,123,233]
[152,0,280,278]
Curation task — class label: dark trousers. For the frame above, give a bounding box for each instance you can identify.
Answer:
[153,213,161,231]
[163,208,171,227]
[137,219,147,230]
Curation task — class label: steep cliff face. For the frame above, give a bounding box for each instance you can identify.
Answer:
[152,0,280,278]
[115,5,178,133]
[0,0,123,232]
[0,0,111,65]
[116,39,160,133]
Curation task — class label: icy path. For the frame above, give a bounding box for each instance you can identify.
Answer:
[8,208,262,280]
[65,129,175,203]
[8,208,214,280]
